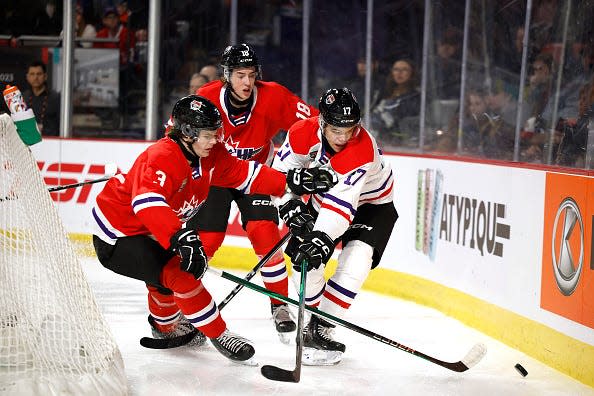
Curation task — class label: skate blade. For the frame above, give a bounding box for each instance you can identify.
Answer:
[277,331,294,345]
[302,347,342,366]
[187,335,207,348]
[232,357,259,367]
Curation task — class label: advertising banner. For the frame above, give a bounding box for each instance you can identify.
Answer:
[541,172,594,329]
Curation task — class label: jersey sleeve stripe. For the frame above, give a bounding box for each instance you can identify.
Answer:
[320,202,352,222]
[132,193,169,213]
[359,181,394,203]
[92,206,119,241]
[324,193,357,216]
[360,170,393,196]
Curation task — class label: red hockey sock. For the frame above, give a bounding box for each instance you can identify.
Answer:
[246,220,288,305]
[160,256,226,338]
[199,230,226,258]
[147,286,180,330]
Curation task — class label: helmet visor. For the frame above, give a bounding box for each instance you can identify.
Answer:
[183,125,224,143]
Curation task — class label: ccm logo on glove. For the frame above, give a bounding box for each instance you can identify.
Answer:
[170,228,208,280]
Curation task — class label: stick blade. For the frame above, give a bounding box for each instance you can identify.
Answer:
[261,365,300,382]
[461,342,487,369]
[139,330,198,349]
[104,162,118,177]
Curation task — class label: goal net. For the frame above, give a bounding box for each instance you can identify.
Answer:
[0,114,127,395]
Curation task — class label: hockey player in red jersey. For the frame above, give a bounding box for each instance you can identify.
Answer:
[91,95,335,363]
[190,43,319,342]
[273,88,398,365]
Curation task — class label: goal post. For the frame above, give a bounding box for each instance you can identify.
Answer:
[0,114,128,395]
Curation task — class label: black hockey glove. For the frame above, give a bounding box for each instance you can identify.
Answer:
[279,199,315,237]
[286,168,337,195]
[292,230,334,272]
[170,228,208,280]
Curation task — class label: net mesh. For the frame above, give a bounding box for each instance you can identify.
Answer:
[0,114,127,395]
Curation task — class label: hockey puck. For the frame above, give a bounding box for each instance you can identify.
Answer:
[514,363,528,377]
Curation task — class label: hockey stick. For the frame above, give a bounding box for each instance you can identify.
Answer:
[47,163,118,193]
[218,231,292,311]
[261,259,308,382]
[208,267,487,373]
[140,232,292,349]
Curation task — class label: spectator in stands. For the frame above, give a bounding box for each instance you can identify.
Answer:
[370,58,420,147]
[519,43,594,163]
[32,0,61,36]
[75,4,96,48]
[525,53,554,122]
[540,42,594,129]
[337,57,381,116]
[555,77,594,167]
[199,64,219,82]
[519,53,554,161]
[496,25,529,74]
[188,73,208,94]
[434,28,462,100]
[482,79,518,160]
[433,88,488,155]
[23,61,60,136]
[116,1,132,26]
[94,7,136,66]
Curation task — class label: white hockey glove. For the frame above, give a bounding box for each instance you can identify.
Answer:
[170,228,208,280]
[286,168,337,195]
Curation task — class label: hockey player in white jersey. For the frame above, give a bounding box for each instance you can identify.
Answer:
[273,87,398,365]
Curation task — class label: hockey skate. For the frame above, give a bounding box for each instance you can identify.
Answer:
[210,329,257,366]
[302,315,345,366]
[271,303,296,344]
[148,314,207,347]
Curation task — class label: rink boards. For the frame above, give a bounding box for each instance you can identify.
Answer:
[31,138,594,387]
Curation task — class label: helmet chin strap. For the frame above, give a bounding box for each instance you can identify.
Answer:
[171,134,201,165]
[226,85,252,109]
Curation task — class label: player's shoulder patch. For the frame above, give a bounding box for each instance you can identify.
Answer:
[256,81,300,105]
[331,130,375,174]
[288,118,319,154]
[197,80,223,98]
[146,138,183,166]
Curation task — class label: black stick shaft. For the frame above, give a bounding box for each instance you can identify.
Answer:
[260,259,307,382]
[47,175,111,192]
[294,260,307,379]
[218,232,291,310]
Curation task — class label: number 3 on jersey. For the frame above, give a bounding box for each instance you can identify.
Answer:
[295,102,312,120]
[155,170,166,187]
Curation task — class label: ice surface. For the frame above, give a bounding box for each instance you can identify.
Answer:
[81,257,594,396]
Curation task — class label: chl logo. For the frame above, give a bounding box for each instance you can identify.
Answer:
[551,197,584,296]
[190,99,203,111]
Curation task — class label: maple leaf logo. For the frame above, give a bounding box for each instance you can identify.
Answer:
[174,195,203,221]
[224,136,240,154]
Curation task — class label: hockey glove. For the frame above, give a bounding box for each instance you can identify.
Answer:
[279,199,315,237]
[292,230,334,272]
[170,228,208,280]
[286,168,337,195]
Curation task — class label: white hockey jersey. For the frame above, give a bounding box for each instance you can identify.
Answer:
[272,117,394,241]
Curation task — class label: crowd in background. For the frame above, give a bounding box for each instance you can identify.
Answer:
[0,0,593,169]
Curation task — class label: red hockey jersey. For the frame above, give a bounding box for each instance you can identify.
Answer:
[92,137,286,249]
[196,80,318,165]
